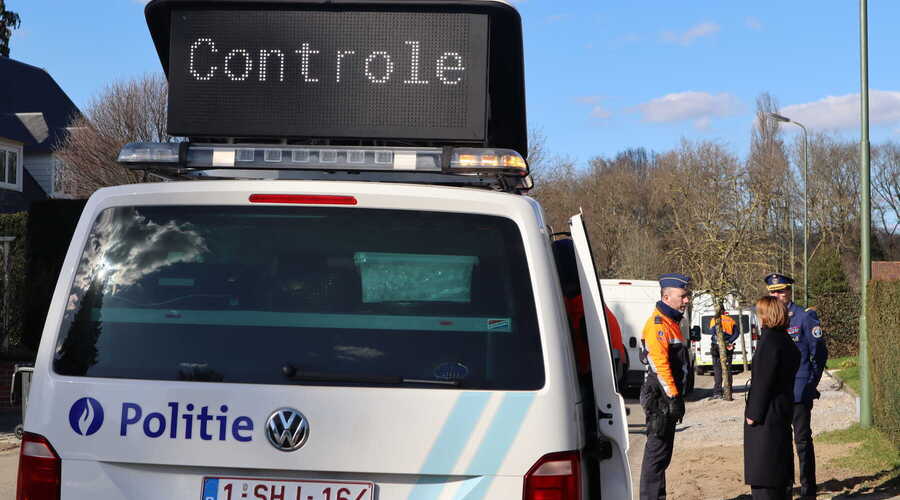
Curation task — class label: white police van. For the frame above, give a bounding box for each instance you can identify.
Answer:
[16,1,632,499]
[690,293,756,374]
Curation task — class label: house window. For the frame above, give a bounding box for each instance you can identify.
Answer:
[0,144,23,192]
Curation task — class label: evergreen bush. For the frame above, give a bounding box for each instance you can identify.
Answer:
[868,280,900,449]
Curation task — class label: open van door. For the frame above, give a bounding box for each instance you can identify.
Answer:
[569,213,633,499]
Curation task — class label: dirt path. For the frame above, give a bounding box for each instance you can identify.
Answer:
[626,369,899,499]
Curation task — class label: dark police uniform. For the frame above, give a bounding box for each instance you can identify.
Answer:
[639,274,691,500]
[765,273,828,498]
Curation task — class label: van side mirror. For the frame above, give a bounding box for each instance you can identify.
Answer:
[628,337,637,348]
[690,326,702,341]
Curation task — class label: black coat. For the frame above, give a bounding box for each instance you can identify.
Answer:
[744,326,801,487]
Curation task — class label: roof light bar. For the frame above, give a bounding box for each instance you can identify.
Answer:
[117,142,184,164]
[117,142,532,192]
[119,142,527,174]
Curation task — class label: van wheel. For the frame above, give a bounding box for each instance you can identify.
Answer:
[14,424,23,440]
[695,365,705,376]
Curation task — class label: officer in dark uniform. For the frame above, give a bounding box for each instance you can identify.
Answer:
[639,273,692,500]
[765,273,828,499]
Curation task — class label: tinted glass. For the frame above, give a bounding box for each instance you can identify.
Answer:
[54,206,544,389]
[701,314,750,335]
[7,151,16,184]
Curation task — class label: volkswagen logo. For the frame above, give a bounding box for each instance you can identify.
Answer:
[265,408,309,451]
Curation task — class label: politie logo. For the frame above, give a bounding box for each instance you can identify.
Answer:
[68,397,104,436]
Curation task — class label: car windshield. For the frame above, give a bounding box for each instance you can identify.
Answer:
[53,205,544,390]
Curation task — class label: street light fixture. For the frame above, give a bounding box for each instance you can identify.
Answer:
[767,112,810,307]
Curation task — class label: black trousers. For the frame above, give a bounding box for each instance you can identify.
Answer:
[793,402,816,497]
[639,414,676,500]
[712,348,733,394]
[751,485,792,500]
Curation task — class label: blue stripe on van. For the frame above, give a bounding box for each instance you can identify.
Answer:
[463,393,535,499]
[407,392,491,500]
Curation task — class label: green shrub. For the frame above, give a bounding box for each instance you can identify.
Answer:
[810,246,858,357]
[0,212,28,351]
[868,280,900,449]
[813,291,859,357]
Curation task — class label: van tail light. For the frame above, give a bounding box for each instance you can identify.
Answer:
[16,432,61,500]
[523,450,581,500]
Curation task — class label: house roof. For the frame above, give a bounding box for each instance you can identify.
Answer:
[0,58,81,153]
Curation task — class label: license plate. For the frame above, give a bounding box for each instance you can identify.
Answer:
[202,477,374,500]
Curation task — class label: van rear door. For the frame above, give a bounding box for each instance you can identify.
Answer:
[569,213,632,500]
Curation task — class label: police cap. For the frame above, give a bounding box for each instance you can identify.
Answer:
[659,273,692,290]
[764,273,794,291]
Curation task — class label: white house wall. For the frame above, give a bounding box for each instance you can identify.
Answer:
[24,151,54,196]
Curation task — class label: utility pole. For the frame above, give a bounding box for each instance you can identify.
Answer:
[859,0,872,428]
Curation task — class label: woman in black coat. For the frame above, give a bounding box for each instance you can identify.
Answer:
[744,296,802,500]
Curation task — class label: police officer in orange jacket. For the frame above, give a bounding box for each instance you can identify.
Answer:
[710,312,739,399]
[639,273,693,500]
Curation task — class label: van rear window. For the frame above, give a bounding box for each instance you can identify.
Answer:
[53,206,544,390]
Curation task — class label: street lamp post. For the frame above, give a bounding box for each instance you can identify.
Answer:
[768,112,810,307]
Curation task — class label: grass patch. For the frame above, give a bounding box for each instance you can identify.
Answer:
[827,355,861,394]
[819,424,900,478]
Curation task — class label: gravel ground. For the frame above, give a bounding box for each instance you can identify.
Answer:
[677,369,856,447]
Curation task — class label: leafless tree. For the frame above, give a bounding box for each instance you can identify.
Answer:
[872,143,900,259]
[54,73,174,198]
[659,140,778,400]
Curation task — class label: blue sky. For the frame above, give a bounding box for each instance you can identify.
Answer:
[8,1,900,164]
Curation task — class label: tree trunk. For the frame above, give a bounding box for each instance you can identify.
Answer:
[738,306,749,370]
[714,313,733,400]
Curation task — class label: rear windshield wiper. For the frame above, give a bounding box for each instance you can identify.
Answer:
[281,363,460,387]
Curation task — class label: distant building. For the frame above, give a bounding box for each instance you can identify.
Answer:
[0,57,81,213]
[873,261,900,281]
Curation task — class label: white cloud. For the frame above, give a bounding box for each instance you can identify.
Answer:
[662,22,720,46]
[746,17,763,30]
[591,106,612,119]
[779,90,900,130]
[636,91,741,129]
[576,96,613,120]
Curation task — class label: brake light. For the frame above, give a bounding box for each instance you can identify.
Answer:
[523,450,580,500]
[249,194,358,205]
[16,432,61,500]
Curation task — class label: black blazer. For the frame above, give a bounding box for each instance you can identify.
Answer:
[744,326,801,487]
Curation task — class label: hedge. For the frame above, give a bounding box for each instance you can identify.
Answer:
[868,280,900,449]
[0,212,27,351]
[814,291,859,358]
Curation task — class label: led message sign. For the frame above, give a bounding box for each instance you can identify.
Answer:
[167,10,488,141]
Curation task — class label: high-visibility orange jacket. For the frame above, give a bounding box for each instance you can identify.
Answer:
[605,306,627,366]
[709,314,739,345]
[641,307,690,397]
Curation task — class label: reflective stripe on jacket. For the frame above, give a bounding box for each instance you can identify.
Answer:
[642,307,689,397]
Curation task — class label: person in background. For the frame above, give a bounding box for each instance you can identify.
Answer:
[744,296,801,500]
[709,310,739,399]
[639,273,692,500]
[766,273,828,499]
